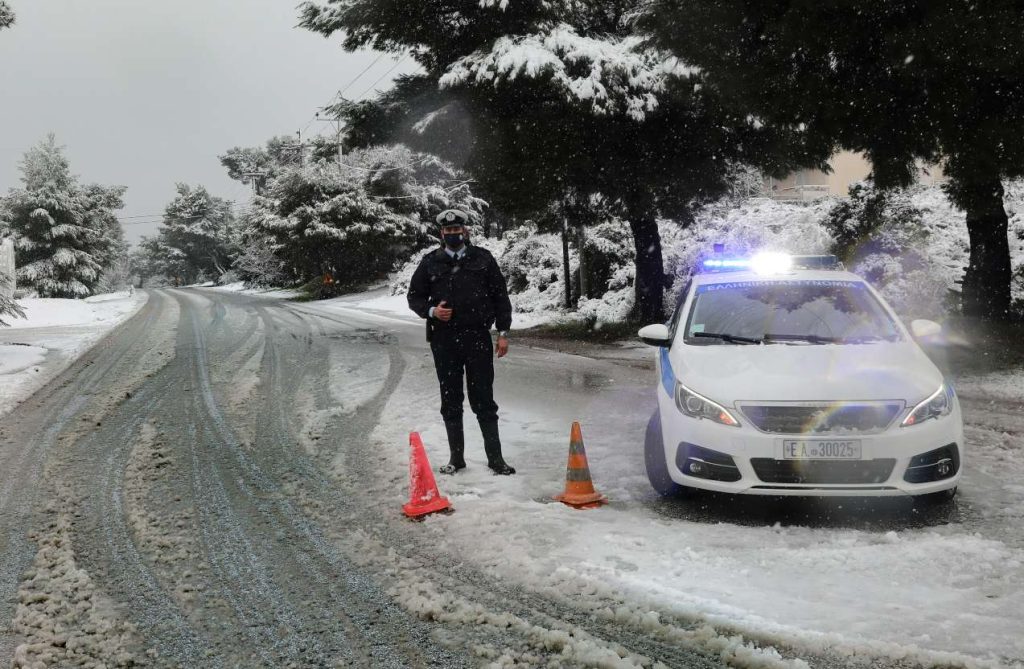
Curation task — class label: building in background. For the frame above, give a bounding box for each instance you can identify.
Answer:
[767,152,946,201]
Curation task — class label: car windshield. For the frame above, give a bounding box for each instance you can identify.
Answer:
[684,279,902,344]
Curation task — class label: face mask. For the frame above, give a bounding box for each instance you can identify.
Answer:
[443,233,465,249]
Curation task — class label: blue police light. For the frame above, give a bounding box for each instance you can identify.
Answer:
[702,258,750,269]
[700,251,839,274]
[702,252,794,274]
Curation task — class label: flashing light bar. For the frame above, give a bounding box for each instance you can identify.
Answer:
[702,258,750,269]
[700,252,841,274]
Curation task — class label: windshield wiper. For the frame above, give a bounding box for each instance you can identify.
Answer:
[693,332,762,345]
[839,335,892,344]
[763,333,838,344]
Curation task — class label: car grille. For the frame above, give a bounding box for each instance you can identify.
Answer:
[750,458,897,485]
[739,403,902,434]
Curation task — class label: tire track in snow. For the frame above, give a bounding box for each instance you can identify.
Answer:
[0,291,172,662]
[165,291,463,667]
[278,305,744,668]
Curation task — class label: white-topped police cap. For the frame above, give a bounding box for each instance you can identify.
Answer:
[436,209,469,226]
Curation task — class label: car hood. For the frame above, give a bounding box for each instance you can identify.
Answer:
[670,342,943,405]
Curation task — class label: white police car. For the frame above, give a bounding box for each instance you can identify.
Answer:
[639,252,963,502]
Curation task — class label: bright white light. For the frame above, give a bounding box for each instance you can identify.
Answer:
[750,252,793,275]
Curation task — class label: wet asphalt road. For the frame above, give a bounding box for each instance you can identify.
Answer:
[1,288,1018,668]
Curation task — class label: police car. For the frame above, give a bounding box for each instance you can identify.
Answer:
[639,252,963,502]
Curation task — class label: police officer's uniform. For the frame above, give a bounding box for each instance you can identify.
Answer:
[407,210,515,475]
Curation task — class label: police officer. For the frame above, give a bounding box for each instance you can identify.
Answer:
[407,209,516,476]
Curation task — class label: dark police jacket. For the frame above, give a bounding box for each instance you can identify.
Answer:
[407,244,512,341]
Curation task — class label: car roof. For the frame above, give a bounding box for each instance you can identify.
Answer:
[692,269,868,286]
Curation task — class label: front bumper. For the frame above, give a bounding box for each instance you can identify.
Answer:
[656,387,964,497]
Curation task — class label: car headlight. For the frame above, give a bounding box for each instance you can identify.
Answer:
[675,382,740,427]
[901,384,954,427]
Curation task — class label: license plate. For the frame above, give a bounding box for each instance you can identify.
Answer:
[782,439,862,460]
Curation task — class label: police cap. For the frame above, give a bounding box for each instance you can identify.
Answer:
[436,209,469,226]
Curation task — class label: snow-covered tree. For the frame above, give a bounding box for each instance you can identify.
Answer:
[641,0,1024,320]
[0,136,127,298]
[250,165,415,291]
[299,0,813,322]
[241,144,481,289]
[0,271,23,326]
[152,184,237,284]
[0,2,14,31]
[227,140,485,288]
[133,236,188,287]
[219,135,305,195]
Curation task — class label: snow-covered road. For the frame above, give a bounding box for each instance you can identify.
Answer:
[0,288,1021,668]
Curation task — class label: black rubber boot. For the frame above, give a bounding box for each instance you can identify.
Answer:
[439,420,466,475]
[480,420,516,475]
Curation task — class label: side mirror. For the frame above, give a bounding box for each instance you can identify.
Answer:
[638,324,671,347]
[910,319,942,339]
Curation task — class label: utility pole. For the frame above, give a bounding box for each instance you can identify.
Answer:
[316,110,345,168]
[280,130,306,169]
[243,171,267,196]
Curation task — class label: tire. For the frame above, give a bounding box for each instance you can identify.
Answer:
[913,486,957,506]
[644,410,688,497]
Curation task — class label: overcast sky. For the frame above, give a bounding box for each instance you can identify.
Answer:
[0,0,413,243]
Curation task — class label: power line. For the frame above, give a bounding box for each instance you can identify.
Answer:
[338,52,387,97]
[353,54,410,101]
[299,52,398,135]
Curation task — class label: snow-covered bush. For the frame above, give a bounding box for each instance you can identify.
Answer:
[94,257,135,293]
[824,183,951,320]
[217,269,240,286]
[498,225,575,316]
[231,235,287,288]
[823,183,962,320]
[580,221,634,299]
[142,274,170,289]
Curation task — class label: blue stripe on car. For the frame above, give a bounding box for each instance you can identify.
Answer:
[660,346,675,396]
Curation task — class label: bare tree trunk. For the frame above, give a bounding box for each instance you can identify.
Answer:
[958,177,1012,320]
[561,218,573,309]
[577,222,588,300]
[628,213,665,323]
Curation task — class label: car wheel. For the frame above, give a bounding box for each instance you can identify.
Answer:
[644,410,689,497]
[913,486,957,506]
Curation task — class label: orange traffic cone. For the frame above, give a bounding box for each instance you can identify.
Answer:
[554,422,607,509]
[403,432,453,518]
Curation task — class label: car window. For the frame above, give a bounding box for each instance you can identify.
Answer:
[684,279,902,344]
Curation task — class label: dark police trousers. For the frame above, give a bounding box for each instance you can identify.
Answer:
[429,326,498,427]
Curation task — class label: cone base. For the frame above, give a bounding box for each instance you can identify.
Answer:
[403,496,452,518]
[554,491,607,509]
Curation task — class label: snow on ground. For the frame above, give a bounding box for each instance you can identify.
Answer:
[0,291,148,417]
[211,281,305,300]
[319,302,1024,669]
